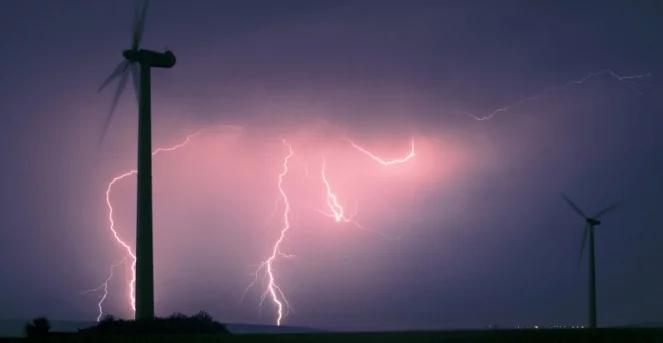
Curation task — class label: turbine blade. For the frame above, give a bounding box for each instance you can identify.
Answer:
[561,194,587,219]
[98,61,129,93]
[578,225,588,267]
[594,201,621,219]
[132,0,149,50]
[99,65,131,145]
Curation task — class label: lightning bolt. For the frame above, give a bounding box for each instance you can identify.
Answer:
[467,69,652,121]
[244,140,296,326]
[94,125,244,320]
[320,159,357,224]
[243,140,295,326]
[322,138,416,231]
[321,160,347,223]
[98,133,198,319]
[245,138,416,326]
[81,258,127,322]
[99,127,413,326]
[105,170,138,313]
[264,140,295,326]
[348,138,416,166]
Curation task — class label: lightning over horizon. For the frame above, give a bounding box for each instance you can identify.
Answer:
[5,0,662,334]
[104,170,138,314]
[263,140,295,326]
[244,137,416,326]
[86,68,652,327]
[96,131,420,326]
[90,71,650,325]
[97,127,419,327]
[245,140,295,326]
[92,125,246,320]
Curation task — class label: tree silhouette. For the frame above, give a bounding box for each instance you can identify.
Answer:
[25,316,50,337]
[80,311,230,335]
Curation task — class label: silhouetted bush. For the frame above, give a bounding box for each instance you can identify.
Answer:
[25,316,50,337]
[79,311,230,335]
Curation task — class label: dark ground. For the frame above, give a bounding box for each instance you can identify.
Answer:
[2,328,663,343]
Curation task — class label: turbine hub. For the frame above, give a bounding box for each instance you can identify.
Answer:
[122,49,140,62]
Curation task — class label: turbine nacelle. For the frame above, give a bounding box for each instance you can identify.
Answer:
[123,49,176,68]
[586,218,601,226]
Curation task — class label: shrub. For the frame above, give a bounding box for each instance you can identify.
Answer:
[80,311,230,335]
[25,316,50,337]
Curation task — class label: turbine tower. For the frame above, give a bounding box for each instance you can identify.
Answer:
[98,0,175,320]
[561,194,619,329]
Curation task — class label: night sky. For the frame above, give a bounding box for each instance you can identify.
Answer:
[1,0,662,331]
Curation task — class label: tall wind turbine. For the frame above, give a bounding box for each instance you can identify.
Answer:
[561,194,620,329]
[98,0,175,321]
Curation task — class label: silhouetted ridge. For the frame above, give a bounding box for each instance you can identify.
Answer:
[79,311,230,335]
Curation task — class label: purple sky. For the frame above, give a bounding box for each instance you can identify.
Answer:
[0,0,662,330]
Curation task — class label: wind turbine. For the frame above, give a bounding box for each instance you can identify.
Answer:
[98,0,175,321]
[561,194,620,329]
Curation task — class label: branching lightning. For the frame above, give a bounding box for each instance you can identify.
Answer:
[249,140,295,326]
[98,133,198,319]
[92,125,245,320]
[245,138,417,326]
[320,138,416,232]
[81,258,127,322]
[348,138,416,166]
[467,69,652,121]
[321,160,349,223]
[97,126,414,326]
[266,141,295,325]
[319,159,361,227]
[105,170,138,313]
[90,67,649,325]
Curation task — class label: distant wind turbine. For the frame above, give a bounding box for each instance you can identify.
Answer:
[561,194,620,329]
[98,0,176,321]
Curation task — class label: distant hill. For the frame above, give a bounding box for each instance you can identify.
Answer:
[2,319,662,342]
[0,319,320,337]
[225,322,323,334]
